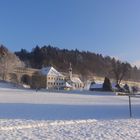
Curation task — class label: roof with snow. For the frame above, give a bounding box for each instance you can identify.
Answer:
[65,82,72,88]
[71,77,83,84]
[41,67,64,77]
[90,83,103,89]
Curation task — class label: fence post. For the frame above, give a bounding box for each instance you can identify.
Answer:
[128,95,132,118]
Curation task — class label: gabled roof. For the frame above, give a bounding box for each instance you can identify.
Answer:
[41,67,64,77]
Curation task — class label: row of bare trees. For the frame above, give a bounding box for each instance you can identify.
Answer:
[0,45,24,81]
[111,59,131,85]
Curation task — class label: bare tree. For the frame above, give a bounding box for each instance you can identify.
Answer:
[112,59,131,85]
[0,45,24,80]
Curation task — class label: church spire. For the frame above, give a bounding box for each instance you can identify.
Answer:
[69,63,72,79]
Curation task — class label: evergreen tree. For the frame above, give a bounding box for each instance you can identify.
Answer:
[102,77,112,91]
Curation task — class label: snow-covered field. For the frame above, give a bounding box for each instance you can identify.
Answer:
[1,119,140,140]
[0,84,140,139]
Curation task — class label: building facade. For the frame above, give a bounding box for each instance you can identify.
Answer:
[40,65,84,90]
[41,67,65,89]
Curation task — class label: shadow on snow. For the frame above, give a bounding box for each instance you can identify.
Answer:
[0,103,139,120]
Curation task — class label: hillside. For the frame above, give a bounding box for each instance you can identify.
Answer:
[15,45,140,82]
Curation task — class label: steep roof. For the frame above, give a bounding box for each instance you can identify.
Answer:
[41,67,64,77]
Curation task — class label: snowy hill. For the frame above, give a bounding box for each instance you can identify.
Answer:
[0,81,24,90]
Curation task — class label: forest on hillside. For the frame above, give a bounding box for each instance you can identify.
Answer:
[15,45,140,82]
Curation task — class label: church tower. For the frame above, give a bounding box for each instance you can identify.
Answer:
[69,63,72,79]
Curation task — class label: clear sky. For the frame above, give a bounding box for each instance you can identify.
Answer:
[0,0,140,66]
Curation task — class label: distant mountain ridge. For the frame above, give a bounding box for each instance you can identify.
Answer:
[15,45,140,82]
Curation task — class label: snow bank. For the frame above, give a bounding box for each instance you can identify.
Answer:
[0,81,24,90]
[0,119,97,131]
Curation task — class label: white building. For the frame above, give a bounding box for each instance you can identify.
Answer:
[68,77,83,89]
[41,66,65,89]
[40,65,84,90]
[67,63,84,89]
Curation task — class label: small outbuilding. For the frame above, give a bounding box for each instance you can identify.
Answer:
[89,83,103,91]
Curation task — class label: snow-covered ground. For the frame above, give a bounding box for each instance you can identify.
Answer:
[0,84,140,139]
[0,119,140,140]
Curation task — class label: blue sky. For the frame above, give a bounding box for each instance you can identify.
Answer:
[0,0,140,66]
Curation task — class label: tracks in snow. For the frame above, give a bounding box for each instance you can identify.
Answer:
[0,119,97,131]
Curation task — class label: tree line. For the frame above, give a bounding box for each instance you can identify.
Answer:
[15,45,140,83]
